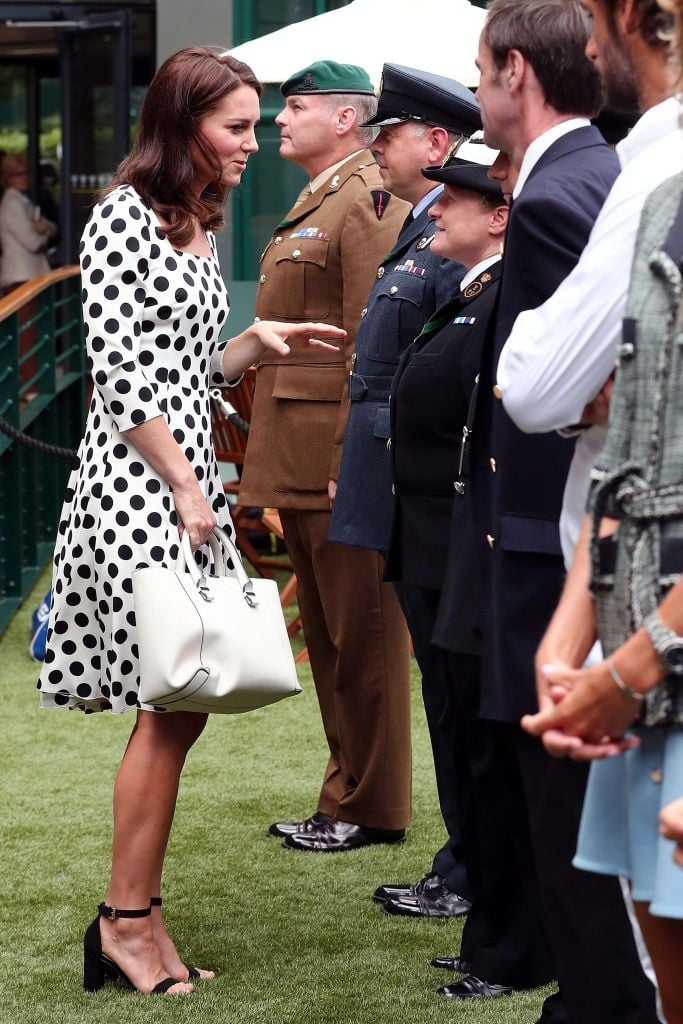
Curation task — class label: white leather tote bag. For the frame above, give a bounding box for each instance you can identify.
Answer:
[133,526,301,713]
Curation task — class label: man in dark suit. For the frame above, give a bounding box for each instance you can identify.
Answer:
[432,1,659,1020]
[329,64,480,917]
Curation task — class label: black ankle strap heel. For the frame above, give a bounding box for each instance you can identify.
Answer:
[83,902,185,995]
[98,902,151,921]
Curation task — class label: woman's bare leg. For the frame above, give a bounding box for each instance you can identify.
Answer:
[99,709,208,994]
[634,900,683,1024]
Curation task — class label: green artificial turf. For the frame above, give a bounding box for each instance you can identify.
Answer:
[0,568,552,1024]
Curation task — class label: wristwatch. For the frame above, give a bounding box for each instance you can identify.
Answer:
[643,611,683,676]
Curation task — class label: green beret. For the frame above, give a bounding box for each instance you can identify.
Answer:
[281,60,375,97]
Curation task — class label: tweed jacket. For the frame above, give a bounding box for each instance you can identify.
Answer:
[590,171,683,728]
[238,150,409,510]
[329,200,464,552]
[0,187,54,287]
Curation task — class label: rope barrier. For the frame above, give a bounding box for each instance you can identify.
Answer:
[0,396,250,463]
[0,415,78,461]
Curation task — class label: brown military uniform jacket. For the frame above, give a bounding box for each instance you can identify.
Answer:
[239,149,409,510]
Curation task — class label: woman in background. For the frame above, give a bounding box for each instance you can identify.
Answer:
[0,153,57,292]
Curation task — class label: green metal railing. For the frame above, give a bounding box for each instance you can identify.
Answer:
[0,267,85,636]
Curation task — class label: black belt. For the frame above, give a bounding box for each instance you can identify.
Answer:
[348,372,394,402]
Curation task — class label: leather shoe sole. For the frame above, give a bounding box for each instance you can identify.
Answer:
[283,820,406,853]
[438,975,514,1000]
[268,812,332,838]
[373,873,443,904]
[430,956,472,973]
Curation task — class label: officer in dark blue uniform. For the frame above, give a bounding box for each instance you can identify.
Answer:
[330,64,480,553]
[328,64,482,917]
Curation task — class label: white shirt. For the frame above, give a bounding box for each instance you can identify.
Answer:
[513,118,591,199]
[496,97,683,564]
[460,253,501,292]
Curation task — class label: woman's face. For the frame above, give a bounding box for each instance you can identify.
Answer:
[194,84,260,189]
[6,164,30,192]
[429,184,494,269]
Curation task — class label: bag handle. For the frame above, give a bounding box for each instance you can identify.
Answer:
[177,527,259,607]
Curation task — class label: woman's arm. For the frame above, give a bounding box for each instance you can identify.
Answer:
[523,575,683,756]
[121,416,217,548]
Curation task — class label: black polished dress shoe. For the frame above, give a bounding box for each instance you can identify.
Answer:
[438,975,514,1000]
[373,872,443,904]
[430,955,472,973]
[283,818,406,852]
[268,812,332,838]
[382,881,471,918]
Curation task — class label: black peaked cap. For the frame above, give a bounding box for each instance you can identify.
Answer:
[361,63,481,136]
[422,157,504,201]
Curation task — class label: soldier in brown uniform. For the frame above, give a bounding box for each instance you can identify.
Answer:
[239,61,412,851]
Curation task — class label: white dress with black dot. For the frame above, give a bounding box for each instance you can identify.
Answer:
[39,184,235,714]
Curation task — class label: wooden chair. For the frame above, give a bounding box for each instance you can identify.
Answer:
[211,369,290,580]
[210,374,301,621]
[261,508,308,662]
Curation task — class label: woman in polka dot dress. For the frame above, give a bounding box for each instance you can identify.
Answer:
[38,47,344,997]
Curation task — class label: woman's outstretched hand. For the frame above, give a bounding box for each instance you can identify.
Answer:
[250,320,346,356]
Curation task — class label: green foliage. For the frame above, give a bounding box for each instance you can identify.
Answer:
[0,569,552,1024]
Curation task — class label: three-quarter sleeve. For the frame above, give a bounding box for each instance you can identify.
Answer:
[80,189,164,432]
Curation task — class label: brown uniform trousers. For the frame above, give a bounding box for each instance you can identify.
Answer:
[239,150,412,828]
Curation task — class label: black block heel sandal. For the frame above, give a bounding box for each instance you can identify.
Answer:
[151,897,200,981]
[83,902,184,994]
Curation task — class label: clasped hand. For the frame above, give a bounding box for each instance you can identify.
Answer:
[521,659,641,760]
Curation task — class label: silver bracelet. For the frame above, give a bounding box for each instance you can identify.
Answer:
[607,658,644,701]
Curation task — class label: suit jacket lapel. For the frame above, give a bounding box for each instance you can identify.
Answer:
[525,125,605,187]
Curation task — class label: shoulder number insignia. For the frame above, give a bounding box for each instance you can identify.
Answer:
[372,190,392,220]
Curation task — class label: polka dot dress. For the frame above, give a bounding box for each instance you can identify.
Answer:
[39,184,235,714]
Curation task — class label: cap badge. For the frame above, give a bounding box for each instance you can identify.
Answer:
[301,72,318,92]
[371,189,392,220]
[481,272,492,283]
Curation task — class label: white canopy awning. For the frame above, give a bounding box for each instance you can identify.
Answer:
[228,0,486,89]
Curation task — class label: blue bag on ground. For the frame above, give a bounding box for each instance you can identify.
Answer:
[29,590,52,661]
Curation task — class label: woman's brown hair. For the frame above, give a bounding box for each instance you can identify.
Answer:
[110,46,261,246]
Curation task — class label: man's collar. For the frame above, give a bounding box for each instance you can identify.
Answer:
[412,184,443,221]
[309,148,366,193]
[616,95,679,168]
[513,118,591,198]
